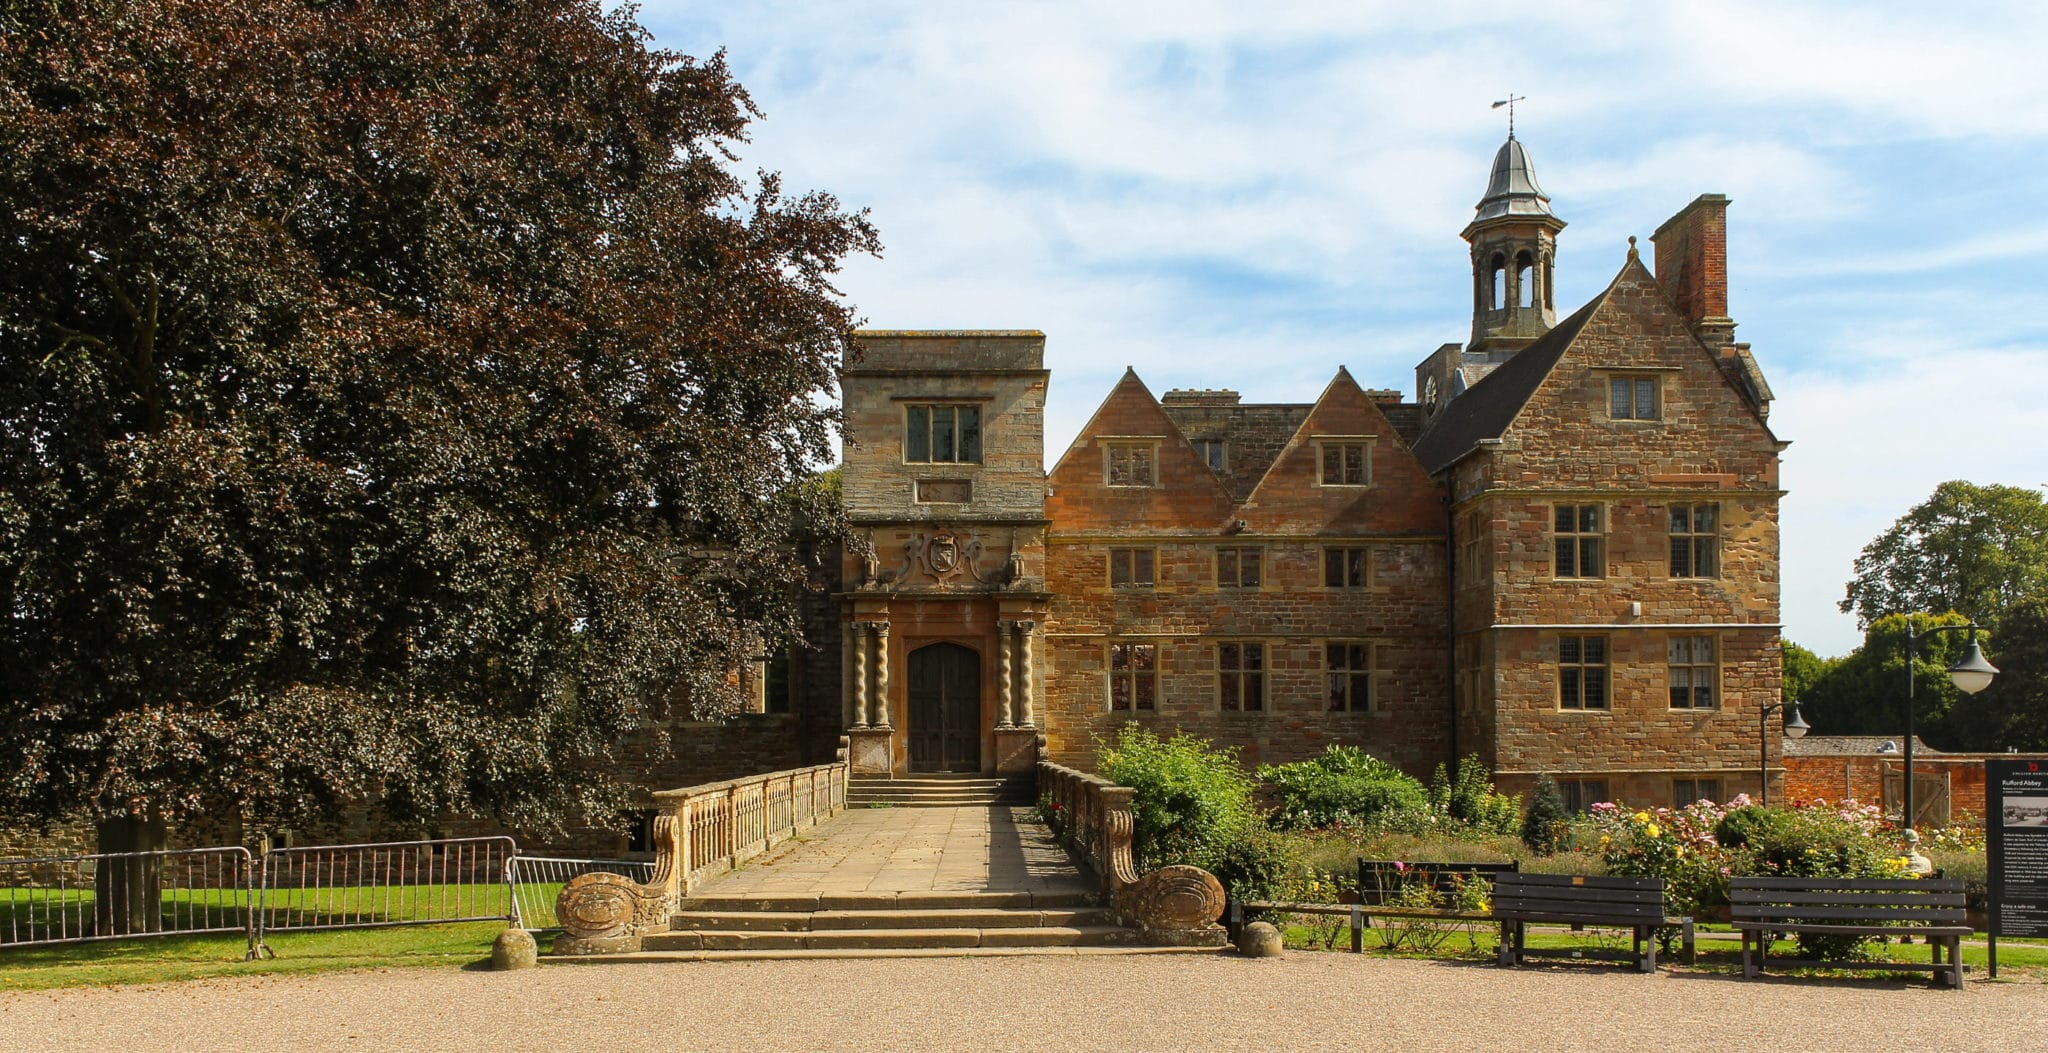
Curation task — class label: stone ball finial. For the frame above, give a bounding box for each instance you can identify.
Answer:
[1627,235,1639,260]
[1236,921,1285,958]
[491,927,539,970]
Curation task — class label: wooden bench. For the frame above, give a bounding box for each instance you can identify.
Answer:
[1492,872,1673,973]
[1357,859,1517,906]
[1729,876,1970,988]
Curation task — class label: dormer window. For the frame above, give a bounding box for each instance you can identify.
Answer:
[1105,442,1156,487]
[1316,439,1371,487]
[1609,376,1660,421]
[905,404,982,463]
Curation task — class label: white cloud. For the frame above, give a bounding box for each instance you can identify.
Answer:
[644,1,2048,657]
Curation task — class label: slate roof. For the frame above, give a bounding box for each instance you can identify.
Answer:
[1410,290,1605,474]
[1783,735,1943,757]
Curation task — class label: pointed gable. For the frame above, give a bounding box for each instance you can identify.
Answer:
[1046,369,1236,533]
[1237,367,1444,535]
[1412,289,1606,474]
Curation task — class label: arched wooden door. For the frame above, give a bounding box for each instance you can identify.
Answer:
[908,643,981,773]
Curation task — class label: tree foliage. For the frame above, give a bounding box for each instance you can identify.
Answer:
[0,0,878,836]
[1841,481,2048,630]
[1796,612,1993,750]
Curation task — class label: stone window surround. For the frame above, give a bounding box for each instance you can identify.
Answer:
[1215,545,1263,589]
[901,401,986,465]
[1321,638,1384,714]
[1668,501,1720,579]
[1557,633,1611,712]
[1673,776,1724,808]
[1312,435,1375,487]
[1192,438,1227,473]
[1667,634,1720,711]
[1601,368,1676,423]
[1215,639,1267,713]
[1557,778,1612,814]
[1101,436,1163,488]
[1551,501,1606,580]
[1322,544,1374,589]
[1106,639,1159,713]
[1107,546,1156,589]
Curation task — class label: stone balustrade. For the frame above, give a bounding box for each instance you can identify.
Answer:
[1035,759,1226,947]
[554,742,849,955]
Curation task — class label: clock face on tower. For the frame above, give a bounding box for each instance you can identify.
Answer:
[1423,374,1439,414]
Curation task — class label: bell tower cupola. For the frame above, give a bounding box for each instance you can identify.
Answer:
[1463,133,1566,354]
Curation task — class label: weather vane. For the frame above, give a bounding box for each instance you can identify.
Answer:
[1492,94,1526,138]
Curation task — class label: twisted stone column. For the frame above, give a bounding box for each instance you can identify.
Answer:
[871,622,892,728]
[1016,619,1037,729]
[850,621,869,728]
[996,619,1016,728]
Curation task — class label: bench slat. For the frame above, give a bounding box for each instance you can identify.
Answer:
[1490,889,1662,905]
[1728,913,1966,930]
[1731,876,1961,892]
[1731,904,1966,923]
[1501,873,1660,891]
[1730,889,1966,908]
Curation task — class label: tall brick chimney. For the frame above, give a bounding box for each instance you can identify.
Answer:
[1651,194,1734,350]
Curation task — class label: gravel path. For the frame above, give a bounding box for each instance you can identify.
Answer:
[2,953,2041,1053]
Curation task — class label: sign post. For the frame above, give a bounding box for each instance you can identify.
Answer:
[1985,757,2048,979]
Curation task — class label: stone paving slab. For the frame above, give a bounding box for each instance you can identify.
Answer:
[694,804,1095,899]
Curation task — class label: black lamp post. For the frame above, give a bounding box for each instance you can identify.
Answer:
[1760,700,1808,806]
[1902,622,1999,832]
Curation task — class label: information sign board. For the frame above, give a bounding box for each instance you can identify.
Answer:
[1986,757,2048,976]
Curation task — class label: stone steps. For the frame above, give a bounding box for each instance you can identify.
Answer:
[844,775,1032,807]
[640,885,1147,957]
[555,945,1221,963]
[671,907,1117,931]
[642,925,1138,952]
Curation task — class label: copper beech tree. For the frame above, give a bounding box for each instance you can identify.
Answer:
[0,0,877,863]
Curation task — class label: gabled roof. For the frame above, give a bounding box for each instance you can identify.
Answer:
[1046,368,1237,531]
[1238,368,1444,535]
[1410,284,1607,474]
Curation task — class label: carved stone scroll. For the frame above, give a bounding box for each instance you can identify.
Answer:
[552,814,683,955]
[1115,864,1228,947]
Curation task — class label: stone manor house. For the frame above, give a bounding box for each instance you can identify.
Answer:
[751,132,1787,817]
[0,134,1791,862]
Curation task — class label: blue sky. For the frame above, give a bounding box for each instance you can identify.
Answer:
[638,1,2048,658]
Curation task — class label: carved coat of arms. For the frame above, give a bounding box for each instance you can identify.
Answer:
[924,532,961,576]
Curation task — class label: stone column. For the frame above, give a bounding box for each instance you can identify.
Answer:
[850,621,869,728]
[840,622,854,729]
[996,619,1015,728]
[871,622,892,729]
[1015,619,1037,729]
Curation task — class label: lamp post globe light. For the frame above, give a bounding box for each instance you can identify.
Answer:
[1902,621,1999,833]
[1761,700,1808,807]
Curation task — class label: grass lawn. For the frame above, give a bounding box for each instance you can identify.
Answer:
[0,921,540,992]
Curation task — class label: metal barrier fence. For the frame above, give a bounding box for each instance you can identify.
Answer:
[255,837,519,949]
[1,846,257,955]
[509,856,657,932]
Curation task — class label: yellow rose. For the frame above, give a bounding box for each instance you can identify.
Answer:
[1633,811,1650,823]
[1644,824,1661,838]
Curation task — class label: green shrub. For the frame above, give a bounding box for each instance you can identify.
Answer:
[1258,746,1429,831]
[1520,778,1571,854]
[1098,725,1259,869]
[1208,826,1300,903]
[1712,804,1779,851]
[1429,756,1523,835]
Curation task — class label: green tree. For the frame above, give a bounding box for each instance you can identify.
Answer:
[1780,640,1838,708]
[0,0,878,861]
[1941,591,2048,752]
[1841,481,2048,630]
[1520,777,1571,854]
[1797,613,1980,748]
